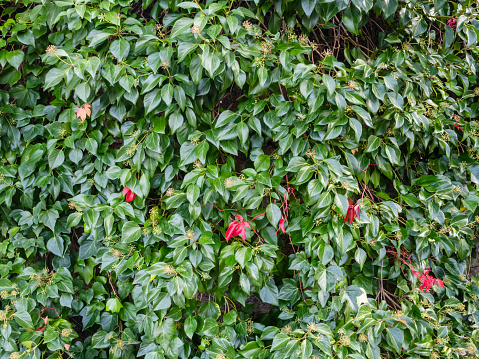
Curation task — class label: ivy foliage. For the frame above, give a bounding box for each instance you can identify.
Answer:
[1,0,479,358]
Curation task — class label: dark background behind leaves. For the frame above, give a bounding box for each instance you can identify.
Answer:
[1,0,479,358]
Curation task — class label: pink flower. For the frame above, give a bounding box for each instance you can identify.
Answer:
[447,18,457,30]
[225,215,250,242]
[123,187,137,203]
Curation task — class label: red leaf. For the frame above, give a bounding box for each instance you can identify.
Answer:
[240,228,247,240]
[354,204,361,221]
[126,191,137,202]
[226,222,240,242]
[123,187,137,202]
[64,344,71,351]
[349,207,355,224]
[344,199,360,224]
[232,224,244,237]
[226,215,250,242]
[278,218,286,234]
[417,273,436,291]
[435,279,445,288]
[447,18,457,30]
[76,104,91,122]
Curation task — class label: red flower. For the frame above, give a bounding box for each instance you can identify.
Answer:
[123,186,137,203]
[454,122,460,130]
[278,218,286,234]
[344,198,360,224]
[447,18,457,30]
[225,215,250,242]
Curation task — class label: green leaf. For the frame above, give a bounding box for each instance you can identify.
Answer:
[342,5,360,34]
[162,83,174,106]
[287,157,308,172]
[48,149,65,169]
[341,285,366,312]
[239,272,250,293]
[232,185,249,202]
[145,132,161,152]
[364,135,381,152]
[256,171,272,186]
[39,209,59,232]
[75,82,91,103]
[413,18,427,36]
[184,317,197,339]
[110,38,130,61]
[387,327,404,353]
[67,212,83,228]
[6,50,24,69]
[203,51,221,77]
[266,203,281,228]
[195,141,209,163]
[323,74,336,96]
[307,179,323,197]
[254,154,270,172]
[90,31,111,47]
[178,41,198,62]
[144,89,163,114]
[215,110,236,127]
[258,67,268,87]
[354,247,367,270]
[170,18,195,38]
[157,318,175,350]
[271,333,290,350]
[45,68,64,89]
[106,298,123,313]
[259,281,278,306]
[295,166,313,184]
[301,339,313,359]
[334,193,349,216]
[466,26,477,47]
[169,111,184,134]
[187,184,200,204]
[384,76,398,92]
[302,0,316,16]
[445,25,454,48]
[317,265,343,292]
[236,247,252,268]
[318,243,334,266]
[47,235,64,257]
[14,311,33,329]
[122,221,142,243]
[236,121,249,146]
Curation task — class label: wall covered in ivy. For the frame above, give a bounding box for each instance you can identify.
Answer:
[1,0,479,358]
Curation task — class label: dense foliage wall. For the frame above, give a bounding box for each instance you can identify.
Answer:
[1,0,479,358]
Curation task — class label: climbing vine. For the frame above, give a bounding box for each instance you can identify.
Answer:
[1,0,479,358]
